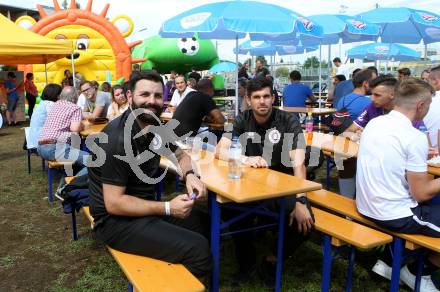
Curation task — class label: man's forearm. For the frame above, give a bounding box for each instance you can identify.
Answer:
[105,194,166,217]
[176,149,193,177]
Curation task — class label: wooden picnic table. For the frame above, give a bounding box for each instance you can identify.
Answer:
[306,132,359,159]
[278,106,336,116]
[429,165,440,176]
[212,96,236,102]
[160,112,233,131]
[80,121,107,137]
[160,151,321,292]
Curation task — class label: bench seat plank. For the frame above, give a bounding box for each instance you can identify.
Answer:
[308,190,440,253]
[312,207,392,249]
[82,207,205,292]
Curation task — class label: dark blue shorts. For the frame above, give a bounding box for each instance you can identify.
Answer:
[7,97,18,112]
[369,203,440,238]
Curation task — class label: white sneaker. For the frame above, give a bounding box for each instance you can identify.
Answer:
[400,265,439,292]
[372,260,394,281]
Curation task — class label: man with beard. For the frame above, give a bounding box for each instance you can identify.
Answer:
[215,77,313,285]
[88,70,212,279]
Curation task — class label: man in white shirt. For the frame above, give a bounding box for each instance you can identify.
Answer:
[167,75,195,112]
[425,65,440,153]
[356,77,440,291]
[333,57,349,80]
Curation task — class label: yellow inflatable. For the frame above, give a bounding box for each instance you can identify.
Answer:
[16,0,144,92]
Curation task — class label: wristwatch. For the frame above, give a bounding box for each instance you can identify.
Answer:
[295,196,308,204]
[184,169,200,179]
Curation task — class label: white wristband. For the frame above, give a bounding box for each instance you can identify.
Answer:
[164,201,171,216]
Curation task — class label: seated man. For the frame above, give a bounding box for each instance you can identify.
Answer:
[424,65,440,155]
[88,71,212,280]
[173,78,225,137]
[167,75,195,112]
[337,69,376,121]
[37,86,88,176]
[283,70,314,107]
[397,67,411,80]
[80,80,111,120]
[356,77,440,291]
[215,77,314,283]
[345,77,426,141]
[332,68,361,108]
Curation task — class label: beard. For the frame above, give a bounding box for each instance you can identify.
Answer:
[131,102,163,125]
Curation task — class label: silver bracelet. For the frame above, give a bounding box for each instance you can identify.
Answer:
[164,201,171,216]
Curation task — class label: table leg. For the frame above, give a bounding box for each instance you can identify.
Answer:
[275,197,286,292]
[414,250,425,292]
[210,192,221,292]
[321,235,332,292]
[390,238,403,292]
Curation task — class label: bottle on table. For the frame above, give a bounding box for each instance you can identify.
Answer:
[305,111,314,133]
[228,136,242,179]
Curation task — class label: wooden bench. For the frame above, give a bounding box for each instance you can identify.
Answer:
[308,189,440,292]
[81,207,205,292]
[47,160,74,204]
[312,207,392,291]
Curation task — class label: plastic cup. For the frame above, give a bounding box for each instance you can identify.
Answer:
[186,137,202,160]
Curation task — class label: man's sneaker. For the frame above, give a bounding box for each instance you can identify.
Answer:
[372,259,394,281]
[400,265,440,292]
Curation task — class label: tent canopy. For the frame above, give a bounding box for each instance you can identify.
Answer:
[0,13,73,65]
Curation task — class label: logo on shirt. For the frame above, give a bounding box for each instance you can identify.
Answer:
[151,134,163,151]
[268,129,281,144]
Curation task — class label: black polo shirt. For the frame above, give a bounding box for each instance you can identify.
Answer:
[172,91,218,137]
[88,109,176,226]
[232,108,304,174]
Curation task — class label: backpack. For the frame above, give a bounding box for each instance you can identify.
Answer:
[56,175,90,214]
[328,95,361,135]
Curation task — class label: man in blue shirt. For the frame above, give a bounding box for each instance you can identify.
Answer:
[337,69,376,121]
[283,70,314,107]
[4,72,19,126]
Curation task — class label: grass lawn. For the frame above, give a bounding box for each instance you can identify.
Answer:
[0,122,410,291]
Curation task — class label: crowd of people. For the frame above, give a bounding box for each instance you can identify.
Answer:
[4,57,440,291]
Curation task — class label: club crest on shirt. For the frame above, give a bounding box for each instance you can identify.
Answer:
[268,129,281,144]
[151,134,163,151]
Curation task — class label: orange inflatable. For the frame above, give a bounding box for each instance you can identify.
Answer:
[17,0,145,90]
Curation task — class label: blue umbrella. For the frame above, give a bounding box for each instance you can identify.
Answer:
[347,43,421,61]
[159,1,322,44]
[159,1,323,117]
[357,7,440,44]
[234,40,318,56]
[208,61,237,73]
[308,14,380,45]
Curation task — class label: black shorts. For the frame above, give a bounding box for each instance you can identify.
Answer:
[369,204,440,238]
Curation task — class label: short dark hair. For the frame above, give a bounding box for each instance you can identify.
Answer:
[367,66,378,76]
[429,65,440,79]
[333,57,341,63]
[397,67,411,76]
[238,77,248,88]
[352,69,375,88]
[394,77,434,106]
[369,76,397,89]
[26,73,33,79]
[334,75,346,82]
[352,68,362,76]
[64,69,70,75]
[123,81,130,94]
[128,70,164,92]
[289,70,301,81]
[7,72,16,79]
[79,80,92,89]
[41,83,62,102]
[246,77,273,96]
[194,78,213,92]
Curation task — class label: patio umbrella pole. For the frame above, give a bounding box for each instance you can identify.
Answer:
[235,35,239,116]
[318,44,322,127]
[71,55,76,89]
